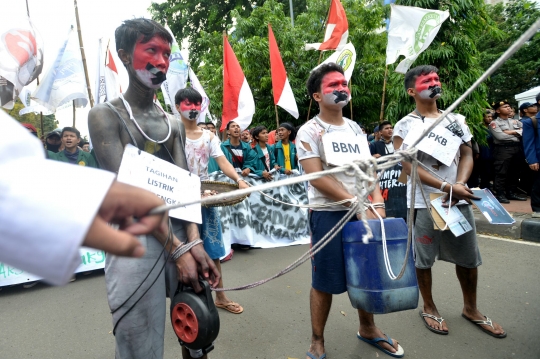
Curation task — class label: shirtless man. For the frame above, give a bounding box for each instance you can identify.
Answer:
[88,18,219,359]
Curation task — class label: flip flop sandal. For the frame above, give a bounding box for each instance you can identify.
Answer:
[306,352,326,359]
[357,332,404,358]
[419,311,448,335]
[461,314,507,338]
[215,301,244,314]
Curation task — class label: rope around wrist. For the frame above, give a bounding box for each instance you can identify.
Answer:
[171,239,203,261]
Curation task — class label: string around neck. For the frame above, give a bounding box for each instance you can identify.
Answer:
[119,93,172,144]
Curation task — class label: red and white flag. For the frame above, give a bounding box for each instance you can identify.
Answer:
[221,36,255,132]
[0,16,44,109]
[95,38,120,104]
[305,0,348,51]
[268,24,298,119]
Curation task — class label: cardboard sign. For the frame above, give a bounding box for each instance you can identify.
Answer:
[403,123,462,166]
[117,144,202,224]
[322,131,371,167]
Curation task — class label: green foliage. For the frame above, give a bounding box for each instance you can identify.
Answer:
[476,0,540,108]
[385,0,498,136]
[182,0,387,130]
[150,0,306,68]
[3,100,58,137]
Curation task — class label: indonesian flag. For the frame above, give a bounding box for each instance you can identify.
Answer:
[221,36,255,132]
[95,39,121,104]
[268,24,298,119]
[305,0,348,51]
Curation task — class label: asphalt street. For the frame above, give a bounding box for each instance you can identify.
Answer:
[0,234,539,359]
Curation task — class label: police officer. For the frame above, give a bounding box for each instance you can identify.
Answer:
[489,100,527,203]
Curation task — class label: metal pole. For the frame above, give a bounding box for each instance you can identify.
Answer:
[289,0,294,26]
[73,100,76,127]
[74,0,94,107]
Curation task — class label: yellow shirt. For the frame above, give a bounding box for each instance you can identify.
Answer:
[282,142,291,170]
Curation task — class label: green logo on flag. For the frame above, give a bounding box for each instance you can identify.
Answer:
[414,12,441,53]
[337,50,353,71]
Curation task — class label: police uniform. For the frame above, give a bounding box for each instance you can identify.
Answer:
[489,101,526,202]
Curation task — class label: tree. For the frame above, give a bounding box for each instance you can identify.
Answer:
[3,100,58,137]
[476,0,540,109]
[384,0,499,138]
[149,0,307,68]
[177,0,387,130]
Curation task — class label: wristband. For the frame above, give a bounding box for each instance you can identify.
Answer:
[236,178,246,183]
[455,182,466,186]
[440,181,448,192]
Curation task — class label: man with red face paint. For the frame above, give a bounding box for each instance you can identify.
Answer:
[175,87,248,315]
[393,65,506,339]
[297,63,403,359]
[88,19,219,359]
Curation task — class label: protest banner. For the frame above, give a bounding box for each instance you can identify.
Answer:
[207,171,310,255]
[0,248,105,287]
[379,163,407,220]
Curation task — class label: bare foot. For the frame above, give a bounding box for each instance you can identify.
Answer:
[306,340,325,359]
[421,306,449,333]
[462,309,505,336]
[358,326,400,354]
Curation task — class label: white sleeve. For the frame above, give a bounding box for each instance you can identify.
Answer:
[209,132,224,158]
[455,114,473,143]
[0,113,115,286]
[393,117,410,141]
[296,122,321,161]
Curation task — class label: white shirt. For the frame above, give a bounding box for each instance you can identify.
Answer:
[0,111,115,285]
[185,129,224,180]
[297,116,365,211]
[393,112,472,208]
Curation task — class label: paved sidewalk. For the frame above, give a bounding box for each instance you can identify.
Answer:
[474,197,539,242]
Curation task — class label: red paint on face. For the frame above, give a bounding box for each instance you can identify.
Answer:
[132,36,171,72]
[179,99,202,112]
[320,72,349,95]
[414,73,441,92]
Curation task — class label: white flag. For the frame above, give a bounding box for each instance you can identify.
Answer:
[386,4,449,74]
[0,16,44,97]
[312,42,356,81]
[18,83,52,115]
[32,27,88,112]
[161,26,188,114]
[188,68,210,124]
[95,38,121,104]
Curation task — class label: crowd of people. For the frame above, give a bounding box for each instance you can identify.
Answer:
[9,16,540,359]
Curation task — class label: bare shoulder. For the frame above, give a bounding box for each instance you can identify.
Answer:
[88,101,121,133]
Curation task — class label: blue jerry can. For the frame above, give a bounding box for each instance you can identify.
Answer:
[342,218,418,314]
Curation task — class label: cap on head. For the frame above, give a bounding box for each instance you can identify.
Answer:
[519,102,537,112]
[492,100,509,111]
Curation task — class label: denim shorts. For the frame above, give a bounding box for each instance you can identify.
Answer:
[310,210,356,294]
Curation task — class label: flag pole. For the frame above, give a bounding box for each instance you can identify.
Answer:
[274,105,279,129]
[379,65,388,122]
[74,0,94,108]
[26,0,45,138]
[72,100,76,127]
[306,51,324,121]
[349,76,353,120]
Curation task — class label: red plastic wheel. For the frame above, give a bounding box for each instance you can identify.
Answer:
[171,303,199,343]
